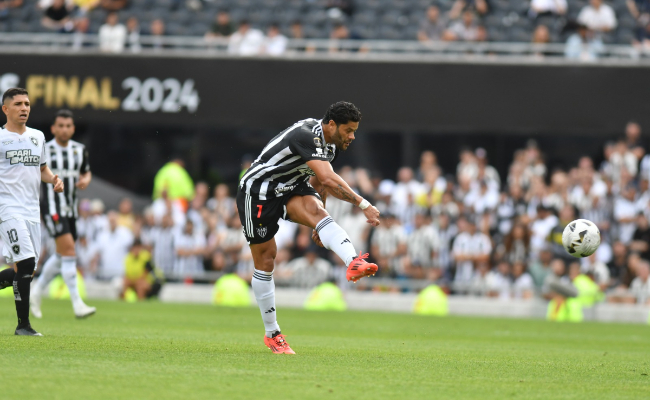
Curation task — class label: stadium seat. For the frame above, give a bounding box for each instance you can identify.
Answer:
[616,29,636,44]
[378,25,402,40]
[508,27,532,43]
[381,10,405,26]
[166,22,188,36]
[188,22,210,36]
[618,16,638,31]
[167,9,194,26]
[353,10,378,26]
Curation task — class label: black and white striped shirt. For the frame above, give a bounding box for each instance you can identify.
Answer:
[40,139,90,218]
[240,119,337,200]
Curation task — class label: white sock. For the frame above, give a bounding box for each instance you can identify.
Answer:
[251,269,280,337]
[61,256,84,310]
[315,216,358,266]
[34,254,62,295]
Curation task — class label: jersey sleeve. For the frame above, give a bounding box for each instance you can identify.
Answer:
[40,137,47,166]
[80,147,91,173]
[289,128,328,162]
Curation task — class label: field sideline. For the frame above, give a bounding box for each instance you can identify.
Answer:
[0,298,648,400]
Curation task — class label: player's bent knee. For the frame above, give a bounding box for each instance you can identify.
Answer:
[56,234,76,256]
[16,257,36,278]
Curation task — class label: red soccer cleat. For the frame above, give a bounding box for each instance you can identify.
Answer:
[264,333,296,354]
[346,252,379,283]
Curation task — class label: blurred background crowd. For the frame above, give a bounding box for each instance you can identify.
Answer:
[1,0,650,57]
[29,119,650,306]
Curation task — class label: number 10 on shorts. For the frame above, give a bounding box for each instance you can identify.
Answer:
[7,229,18,243]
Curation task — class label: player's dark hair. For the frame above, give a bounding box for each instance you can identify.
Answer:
[53,109,74,124]
[323,101,362,126]
[2,87,28,104]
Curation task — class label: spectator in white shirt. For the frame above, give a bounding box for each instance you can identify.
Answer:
[577,0,618,32]
[284,247,332,289]
[98,12,127,53]
[511,261,534,299]
[126,16,141,53]
[486,261,512,300]
[390,167,424,227]
[264,24,288,56]
[228,20,265,56]
[404,212,439,278]
[452,217,492,289]
[90,211,134,279]
[614,185,638,244]
[630,261,650,304]
[371,214,408,277]
[529,0,567,18]
[174,220,206,277]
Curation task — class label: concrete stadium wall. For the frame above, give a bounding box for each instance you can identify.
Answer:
[86,281,650,324]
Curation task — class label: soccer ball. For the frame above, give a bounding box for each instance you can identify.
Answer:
[562,219,601,258]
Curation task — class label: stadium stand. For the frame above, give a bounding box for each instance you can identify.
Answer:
[0,0,643,45]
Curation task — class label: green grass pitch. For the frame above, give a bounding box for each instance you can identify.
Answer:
[0,297,648,400]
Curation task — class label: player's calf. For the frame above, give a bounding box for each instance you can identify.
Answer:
[0,267,16,290]
[13,258,38,332]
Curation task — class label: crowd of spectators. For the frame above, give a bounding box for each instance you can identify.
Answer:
[0,0,644,57]
[26,121,650,306]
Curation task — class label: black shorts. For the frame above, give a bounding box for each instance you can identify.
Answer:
[43,215,77,241]
[237,181,320,245]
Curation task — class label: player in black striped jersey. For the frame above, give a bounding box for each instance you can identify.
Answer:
[31,110,96,319]
[237,101,381,354]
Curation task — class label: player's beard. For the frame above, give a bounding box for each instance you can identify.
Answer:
[335,130,350,151]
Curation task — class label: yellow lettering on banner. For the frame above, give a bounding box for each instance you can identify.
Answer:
[55,76,79,108]
[44,76,55,108]
[100,78,120,110]
[25,75,44,106]
[77,77,100,109]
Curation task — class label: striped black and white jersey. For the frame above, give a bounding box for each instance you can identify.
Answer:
[40,139,90,218]
[240,118,338,200]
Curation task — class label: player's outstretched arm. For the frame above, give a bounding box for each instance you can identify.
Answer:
[40,165,64,193]
[76,171,92,190]
[306,160,380,226]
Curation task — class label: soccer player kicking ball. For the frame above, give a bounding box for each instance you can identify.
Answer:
[31,109,96,319]
[237,101,380,354]
[0,88,64,336]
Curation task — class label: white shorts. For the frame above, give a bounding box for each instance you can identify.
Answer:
[0,218,41,265]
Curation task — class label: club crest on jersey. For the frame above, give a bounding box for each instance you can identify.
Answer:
[257,225,267,238]
[30,137,38,147]
[12,245,19,255]
[5,149,40,166]
[313,137,322,148]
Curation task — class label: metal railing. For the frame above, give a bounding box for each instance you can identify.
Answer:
[0,32,648,64]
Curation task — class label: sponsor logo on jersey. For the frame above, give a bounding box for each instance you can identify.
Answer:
[2,140,13,145]
[298,167,316,176]
[6,149,40,166]
[257,225,267,238]
[30,136,38,147]
[275,185,296,195]
[311,146,329,158]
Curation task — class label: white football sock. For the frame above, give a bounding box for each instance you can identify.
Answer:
[61,256,84,310]
[251,269,280,337]
[315,216,358,266]
[34,254,62,295]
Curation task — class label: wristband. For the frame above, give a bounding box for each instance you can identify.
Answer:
[359,198,371,210]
